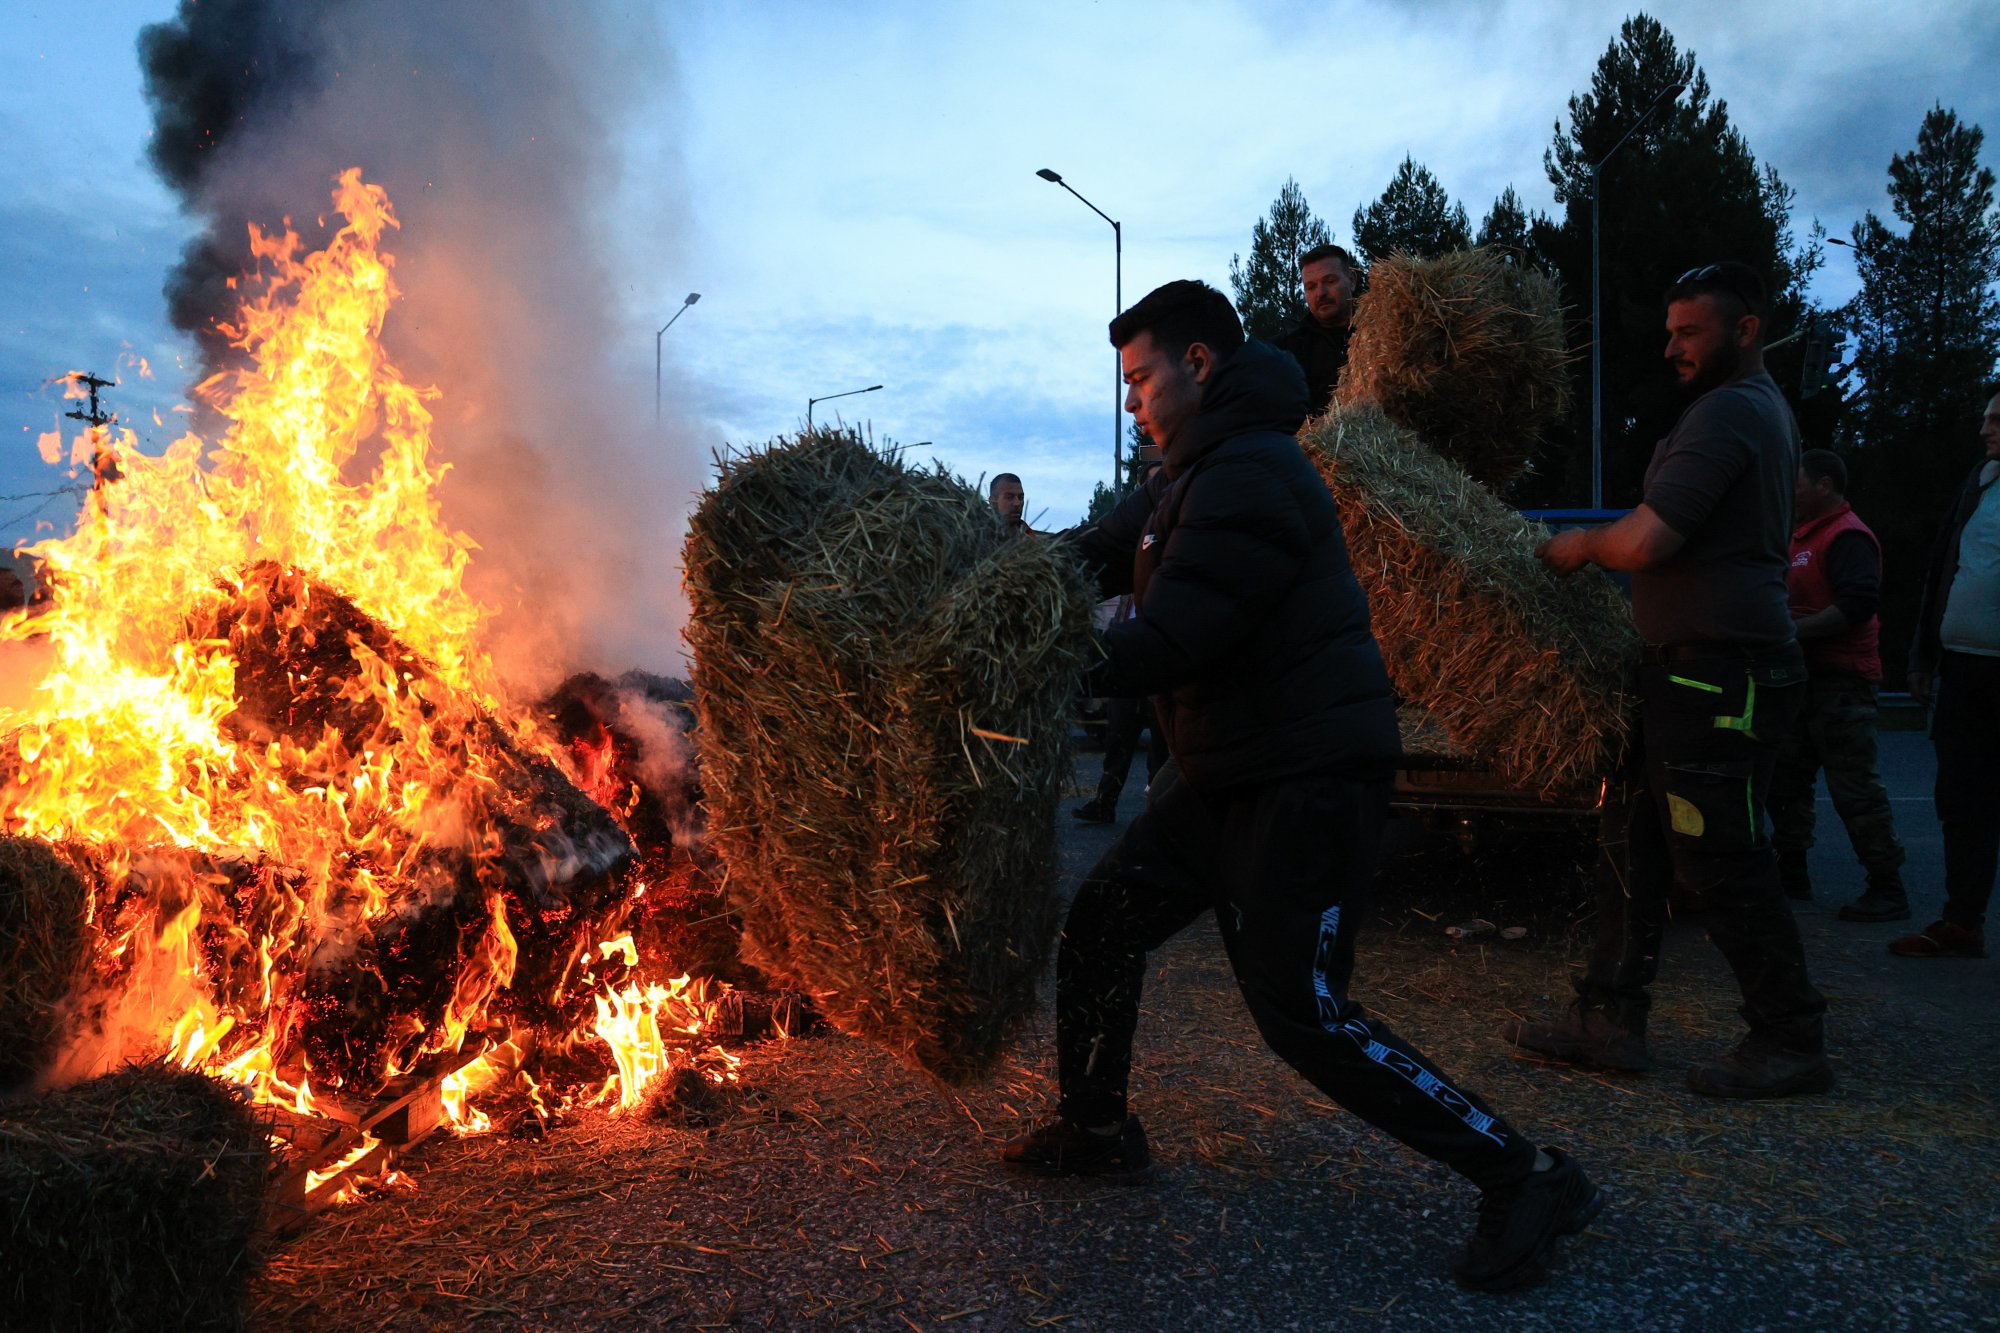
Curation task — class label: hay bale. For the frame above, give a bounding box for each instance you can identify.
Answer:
[0,837,96,1092]
[684,428,1094,1084]
[1337,247,1571,490]
[1302,403,1636,799]
[0,1062,270,1331]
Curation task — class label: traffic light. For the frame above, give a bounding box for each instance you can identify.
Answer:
[1799,320,1841,400]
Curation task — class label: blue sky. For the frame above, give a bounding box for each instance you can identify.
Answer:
[2,1,1994,631]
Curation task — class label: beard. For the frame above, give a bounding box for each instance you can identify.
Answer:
[1677,340,1744,398]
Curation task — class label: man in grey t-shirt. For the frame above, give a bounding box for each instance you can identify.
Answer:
[1508,262,1830,1100]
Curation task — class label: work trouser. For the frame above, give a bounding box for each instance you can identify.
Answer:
[1934,651,2000,930]
[1768,673,1906,890]
[1092,696,1165,806]
[1580,651,1827,1051]
[1056,762,1537,1191]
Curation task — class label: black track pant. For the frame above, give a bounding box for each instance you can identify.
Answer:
[1935,651,2000,930]
[1055,762,1537,1191]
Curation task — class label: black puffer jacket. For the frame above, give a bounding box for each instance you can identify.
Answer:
[1275,316,1350,414]
[1068,339,1397,791]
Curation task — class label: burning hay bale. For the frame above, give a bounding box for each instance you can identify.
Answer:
[184,560,635,1091]
[0,1062,269,1332]
[684,428,1094,1084]
[1337,247,1571,491]
[0,837,96,1092]
[1302,403,1636,799]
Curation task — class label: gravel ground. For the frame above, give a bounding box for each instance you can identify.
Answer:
[250,735,1999,1330]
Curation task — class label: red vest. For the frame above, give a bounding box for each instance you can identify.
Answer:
[1788,502,1883,680]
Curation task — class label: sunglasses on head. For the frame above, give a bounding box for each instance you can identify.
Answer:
[1675,264,1725,284]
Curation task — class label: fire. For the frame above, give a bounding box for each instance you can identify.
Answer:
[1,170,528,1104]
[591,973,739,1111]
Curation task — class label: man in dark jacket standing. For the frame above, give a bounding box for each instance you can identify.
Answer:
[1275,242,1359,413]
[1892,383,2000,960]
[1004,280,1600,1293]
[1515,263,1830,1099]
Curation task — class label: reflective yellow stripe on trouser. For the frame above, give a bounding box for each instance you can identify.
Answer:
[1662,674,1759,837]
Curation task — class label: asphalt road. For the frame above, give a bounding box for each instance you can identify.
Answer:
[254,730,1998,1330]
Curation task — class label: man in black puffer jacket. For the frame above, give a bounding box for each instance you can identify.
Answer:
[1003,281,1601,1293]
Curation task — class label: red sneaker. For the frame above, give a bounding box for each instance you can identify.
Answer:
[1888,920,1987,959]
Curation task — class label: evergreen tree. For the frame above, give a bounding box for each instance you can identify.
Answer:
[1475,186,1553,270]
[1844,106,2000,459]
[1840,105,2000,680]
[1229,178,1333,340]
[1522,13,1824,508]
[1351,157,1470,262]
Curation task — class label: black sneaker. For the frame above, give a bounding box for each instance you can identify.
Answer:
[1838,887,1912,923]
[1502,1002,1651,1072]
[1687,1035,1833,1099]
[1453,1148,1605,1292]
[1001,1116,1152,1183]
[1070,798,1117,824]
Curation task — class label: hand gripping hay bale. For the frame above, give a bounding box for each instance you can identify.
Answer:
[1337,247,1571,491]
[1302,403,1636,799]
[684,428,1094,1084]
[0,1062,270,1332]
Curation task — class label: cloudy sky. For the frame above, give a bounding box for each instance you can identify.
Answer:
[2,1,1994,635]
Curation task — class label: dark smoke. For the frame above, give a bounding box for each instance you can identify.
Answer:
[131,1,698,682]
[140,1,342,367]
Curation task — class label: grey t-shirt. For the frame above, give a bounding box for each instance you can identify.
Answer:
[1632,371,1800,648]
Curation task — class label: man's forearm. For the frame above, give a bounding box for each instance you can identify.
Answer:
[1577,504,1684,572]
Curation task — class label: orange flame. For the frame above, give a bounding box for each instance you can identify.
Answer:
[2,170,516,1103]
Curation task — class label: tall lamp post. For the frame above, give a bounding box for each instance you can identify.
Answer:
[656,292,701,422]
[1037,168,1123,492]
[807,383,882,431]
[1590,82,1684,508]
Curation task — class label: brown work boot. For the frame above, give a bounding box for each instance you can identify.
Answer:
[1502,1002,1651,1072]
[1888,920,1987,958]
[1687,1034,1833,1099]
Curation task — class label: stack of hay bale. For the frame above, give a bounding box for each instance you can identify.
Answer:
[1305,247,1637,800]
[684,428,1094,1084]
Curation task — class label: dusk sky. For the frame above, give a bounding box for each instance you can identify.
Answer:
[3,0,1994,563]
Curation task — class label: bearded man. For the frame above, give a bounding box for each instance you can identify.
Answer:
[1515,262,1830,1100]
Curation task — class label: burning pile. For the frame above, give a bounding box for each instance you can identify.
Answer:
[0,170,734,1318]
[684,428,1094,1084]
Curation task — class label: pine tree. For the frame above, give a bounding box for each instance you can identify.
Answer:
[1844,106,2000,460]
[1839,105,2000,681]
[1351,157,1470,263]
[1521,13,1824,508]
[1475,187,1552,270]
[1229,178,1333,341]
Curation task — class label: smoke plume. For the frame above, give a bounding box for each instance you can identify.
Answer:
[137,1,697,686]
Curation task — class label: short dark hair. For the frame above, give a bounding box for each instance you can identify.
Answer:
[1665,261,1768,324]
[1800,448,1846,494]
[1298,242,1357,276]
[1108,280,1244,361]
[988,472,1021,496]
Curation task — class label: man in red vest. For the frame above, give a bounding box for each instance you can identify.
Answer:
[1768,449,1909,922]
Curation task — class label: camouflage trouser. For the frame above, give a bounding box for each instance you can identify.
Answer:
[1769,673,1906,889]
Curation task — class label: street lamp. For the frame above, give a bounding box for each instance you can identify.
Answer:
[1037,168,1124,492]
[656,292,701,422]
[1589,82,1685,508]
[806,384,882,432]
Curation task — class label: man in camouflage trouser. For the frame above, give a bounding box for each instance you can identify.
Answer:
[1769,450,1909,922]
